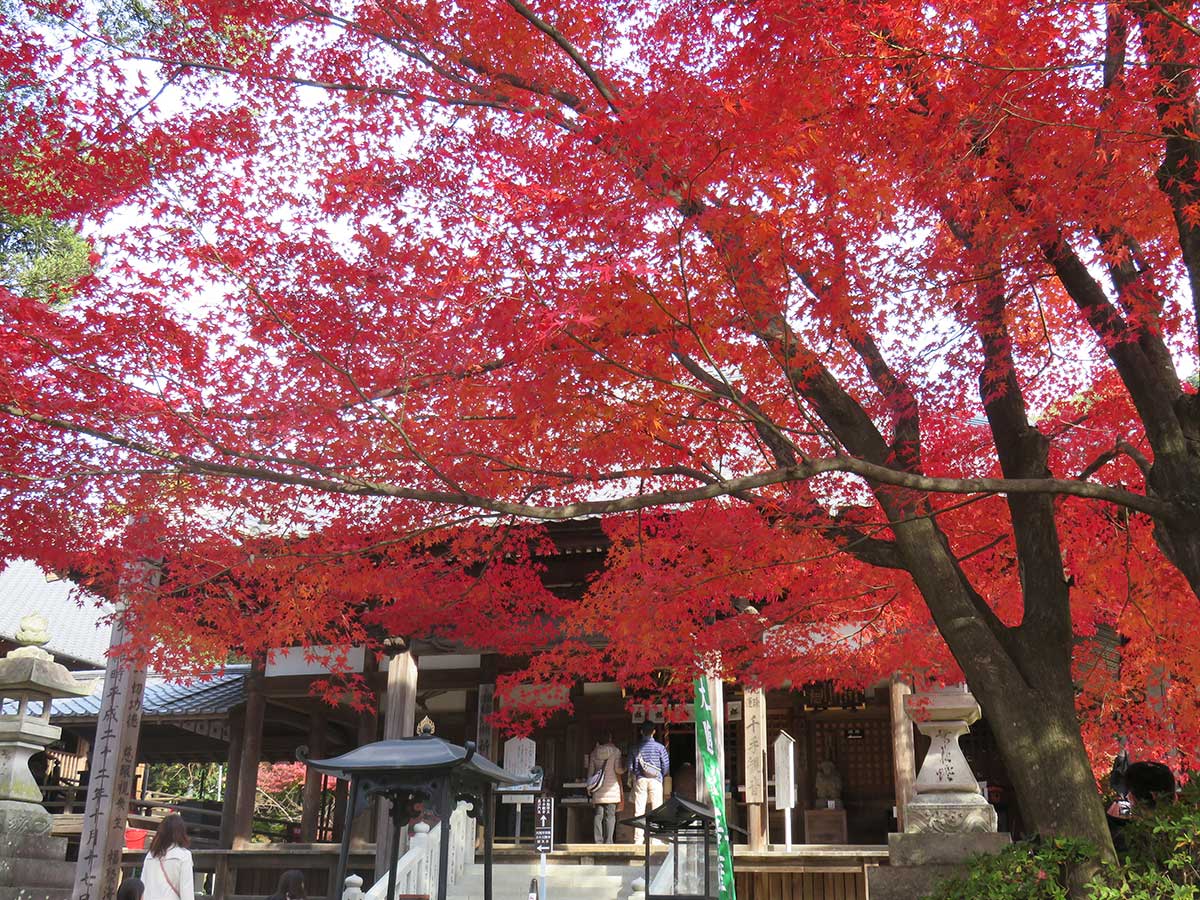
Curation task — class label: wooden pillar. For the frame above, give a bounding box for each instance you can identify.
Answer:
[349,654,380,849]
[332,777,349,842]
[71,566,154,900]
[374,649,418,879]
[890,677,916,832]
[743,688,769,850]
[476,654,499,762]
[232,659,266,848]
[219,707,245,848]
[300,709,328,842]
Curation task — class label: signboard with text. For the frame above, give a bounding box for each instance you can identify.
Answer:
[533,794,554,853]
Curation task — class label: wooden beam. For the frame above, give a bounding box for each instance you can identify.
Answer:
[349,653,379,849]
[232,660,267,848]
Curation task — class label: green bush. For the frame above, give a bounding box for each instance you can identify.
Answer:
[926,783,1200,899]
[928,838,1093,900]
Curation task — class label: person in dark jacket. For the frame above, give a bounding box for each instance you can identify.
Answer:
[631,722,670,845]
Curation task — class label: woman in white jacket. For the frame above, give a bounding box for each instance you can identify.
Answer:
[141,814,194,900]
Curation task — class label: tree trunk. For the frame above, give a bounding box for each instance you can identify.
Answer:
[891,519,1117,865]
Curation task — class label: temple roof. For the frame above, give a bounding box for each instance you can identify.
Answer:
[3,667,248,720]
[0,560,110,667]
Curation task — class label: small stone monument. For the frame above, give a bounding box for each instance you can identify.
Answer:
[0,614,94,900]
[868,685,1010,900]
[814,759,843,807]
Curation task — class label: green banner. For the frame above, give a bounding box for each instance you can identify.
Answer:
[694,678,736,900]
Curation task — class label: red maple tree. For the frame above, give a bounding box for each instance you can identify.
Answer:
[3,0,1200,861]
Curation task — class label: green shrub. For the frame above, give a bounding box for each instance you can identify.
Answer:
[925,782,1200,898]
[1117,779,1200,887]
[928,837,1093,900]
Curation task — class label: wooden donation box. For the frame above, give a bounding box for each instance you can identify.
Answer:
[803,807,848,843]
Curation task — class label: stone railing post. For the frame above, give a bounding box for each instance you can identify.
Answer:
[341,874,364,900]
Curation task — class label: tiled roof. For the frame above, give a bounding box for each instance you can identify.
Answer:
[0,560,111,667]
[3,668,247,721]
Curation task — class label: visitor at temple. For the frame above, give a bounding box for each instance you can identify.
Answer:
[116,878,145,900]
[631,722,670,844]
[587,731,625,843]
[142,813,194,900]
[266,870,307,900]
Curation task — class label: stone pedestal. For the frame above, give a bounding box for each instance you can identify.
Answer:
[868,685,1011,900]
[0,617,93,900]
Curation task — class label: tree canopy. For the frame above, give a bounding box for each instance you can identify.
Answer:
[3,0,1200,856]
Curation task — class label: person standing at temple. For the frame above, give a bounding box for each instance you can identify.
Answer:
[588,731,624,843]
[142,814,195,900]
[632,722,670,844]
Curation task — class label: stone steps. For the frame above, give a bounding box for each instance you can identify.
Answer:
[448,861,641,900]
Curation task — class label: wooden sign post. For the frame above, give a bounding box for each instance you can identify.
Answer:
[72,563,157,900]
[743,688,768,850]
[773,730,797,851]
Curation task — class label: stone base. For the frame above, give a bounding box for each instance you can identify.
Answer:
[868,863,966,900]
[0,857,74,890]
[0,825,74,900]
[905,792,998,833]
[0,889,73,900]
[889,831,1011,866]
[868,832,1012,900]
[0,834,67,860]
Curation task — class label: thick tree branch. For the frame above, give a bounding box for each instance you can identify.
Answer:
[2,404,1179,521]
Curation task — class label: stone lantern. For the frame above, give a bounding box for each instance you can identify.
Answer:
[903,684,998,833]
[868,685,1010,900]
[0,613,94,900]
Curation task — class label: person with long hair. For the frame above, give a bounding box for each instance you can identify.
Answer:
[266,869,306,900]
[141,814,194,900]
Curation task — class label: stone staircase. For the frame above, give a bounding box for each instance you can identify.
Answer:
[447,861,642,900]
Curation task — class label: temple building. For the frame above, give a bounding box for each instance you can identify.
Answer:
[4,520,1022,899]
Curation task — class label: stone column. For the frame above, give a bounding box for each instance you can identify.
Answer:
[3,616,93,900]
[72,580,152,900]
[374,647,418,879]
[232,658,266,848]
[889,678,916,832]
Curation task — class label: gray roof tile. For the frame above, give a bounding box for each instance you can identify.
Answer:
[0,560,111,666]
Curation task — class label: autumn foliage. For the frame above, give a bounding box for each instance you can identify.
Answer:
[3,0,1200,851]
